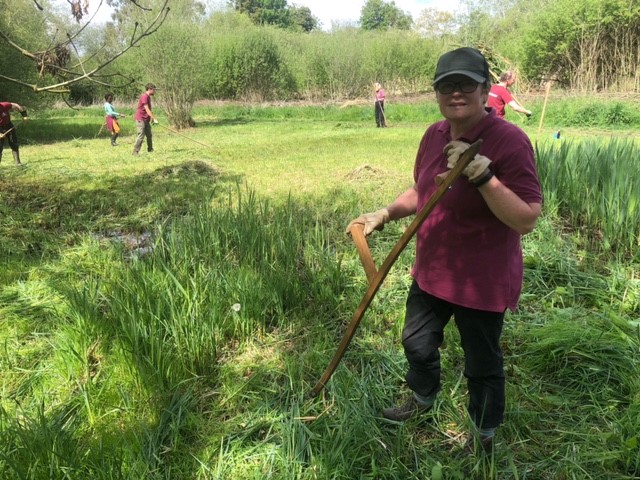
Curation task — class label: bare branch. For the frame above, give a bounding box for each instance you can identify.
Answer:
[129,0,152,12]
[0,73,69,94]
[63,0,106,46]
[32,0,45,11]
[0,0,171,94]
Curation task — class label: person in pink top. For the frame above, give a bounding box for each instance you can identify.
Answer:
[374,82,386,127]
[487,71,532,119]
[347,48,542,454]
[0,101,28,166]
[133,83,159,156]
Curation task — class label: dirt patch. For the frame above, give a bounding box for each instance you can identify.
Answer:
[153,160,220,180]
[346,164,386,181]
[93,230,154,259]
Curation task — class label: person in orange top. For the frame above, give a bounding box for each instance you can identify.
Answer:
[104,93,126,147]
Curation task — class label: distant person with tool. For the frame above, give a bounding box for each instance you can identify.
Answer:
[0,101,28,166]
[374,83,386,128]
[104,93,126,147]
[347,48,541,454]
[487,71,532,120]
[133,83,158,156]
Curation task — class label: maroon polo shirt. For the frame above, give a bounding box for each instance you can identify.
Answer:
[411,108,542,312]
[134,93,152,122]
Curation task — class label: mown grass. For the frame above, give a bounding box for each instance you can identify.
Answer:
[1,100,639,479]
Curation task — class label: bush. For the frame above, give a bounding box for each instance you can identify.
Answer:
[203,15,296,101]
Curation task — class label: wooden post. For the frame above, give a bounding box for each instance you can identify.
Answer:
[537,79,553,137]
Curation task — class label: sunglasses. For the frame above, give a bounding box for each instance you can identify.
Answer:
[435,80,480,94]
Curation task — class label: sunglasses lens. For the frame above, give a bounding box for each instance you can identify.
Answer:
[437,82,454,94]
[461,81,479,93]
[436,80,479,94]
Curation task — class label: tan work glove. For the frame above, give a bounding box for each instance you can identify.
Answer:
[346,208,390,236]
[443,141,492,183]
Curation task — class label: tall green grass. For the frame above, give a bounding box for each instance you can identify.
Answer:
[101,191,349,388]
[536,137,640,254]
[1,104,639,479]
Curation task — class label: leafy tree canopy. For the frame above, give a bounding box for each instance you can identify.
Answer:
[414,7,457,38]
[360,0,412,31]
[520,0,640,89]
[228,0,319,31]
[289,4,319,32]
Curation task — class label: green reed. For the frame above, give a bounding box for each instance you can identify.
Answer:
[536,138,640,254]
[100,189,349,389]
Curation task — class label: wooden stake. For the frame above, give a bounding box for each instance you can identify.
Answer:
[537,79,553,137]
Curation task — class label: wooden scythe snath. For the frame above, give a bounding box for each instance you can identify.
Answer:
[0,126,16,140]
[310,139,483,397]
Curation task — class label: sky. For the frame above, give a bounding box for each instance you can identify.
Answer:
[87,0,461,29]
[291,0,461,29]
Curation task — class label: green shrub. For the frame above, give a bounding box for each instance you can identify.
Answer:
[204,20,296,101]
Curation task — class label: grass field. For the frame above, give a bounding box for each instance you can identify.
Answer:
[1,100,639,479]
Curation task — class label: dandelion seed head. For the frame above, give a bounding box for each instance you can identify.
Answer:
[232,303,241,312]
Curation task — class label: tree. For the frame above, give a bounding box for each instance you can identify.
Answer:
[360,0,412,31]
[106,0,210,126]
[228,0,291,28]
[136,21,208,128]
[289,4,319,32]
[414,8,458,38]
[520,0,640,90]
[0,0,52,104]
[258,0,290,27]
[228,0,319,30]
[0,0,169,95]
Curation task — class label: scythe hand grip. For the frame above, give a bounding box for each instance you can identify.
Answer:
[309,139,483,397]
[349,224,377,283]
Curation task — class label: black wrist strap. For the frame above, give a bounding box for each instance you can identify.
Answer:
[473,170,494,188]
[20,110,28,118]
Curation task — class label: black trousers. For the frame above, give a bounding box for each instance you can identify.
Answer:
[402,280,505,429]
[375,100,386,127]
[0,122,19,155]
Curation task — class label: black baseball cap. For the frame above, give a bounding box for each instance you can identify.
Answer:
[433,47,489,85]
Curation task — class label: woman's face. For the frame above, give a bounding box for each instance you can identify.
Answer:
[435,74,488,126]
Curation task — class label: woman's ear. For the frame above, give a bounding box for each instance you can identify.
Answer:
[481,84,490,103]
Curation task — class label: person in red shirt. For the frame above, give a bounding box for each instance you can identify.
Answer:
[347,48,542,454]
[133,83,159,156]
[487,71,532,119]
[0,101,28,166]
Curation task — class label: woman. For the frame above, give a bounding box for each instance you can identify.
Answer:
[104,93,126,146]
[374,83,386,128]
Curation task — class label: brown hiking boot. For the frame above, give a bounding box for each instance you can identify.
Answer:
[464,434,494,455]
[382,395,432,421]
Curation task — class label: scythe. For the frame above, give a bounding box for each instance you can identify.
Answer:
[310,139,483,396]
